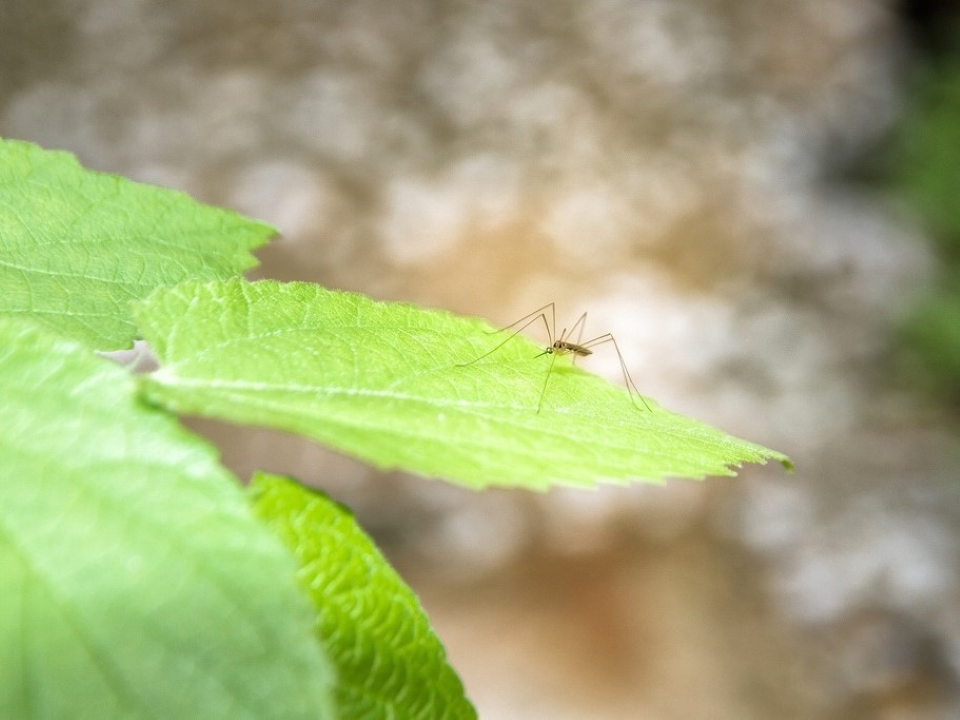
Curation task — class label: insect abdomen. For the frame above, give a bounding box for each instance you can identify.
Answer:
[556,341,592,356]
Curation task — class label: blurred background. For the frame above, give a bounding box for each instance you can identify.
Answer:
[3,0,960,717]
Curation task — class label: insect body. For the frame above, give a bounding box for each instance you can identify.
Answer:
[461,303,652,413]
[544,339,591,358]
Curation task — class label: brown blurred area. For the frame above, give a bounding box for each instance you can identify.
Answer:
[4,1,959,717]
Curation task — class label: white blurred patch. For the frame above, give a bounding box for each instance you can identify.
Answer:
[414,491,532,579]
[774,504,957,623]
[581,0,729,89]
[624,480,707,543]
[228,160,333,238]
[541,481,708,552]
[734,479,816,552]
[2,82,116,165]
[378,154,521,265]
[420,32,524,128]
[541,184,634,267]
[285,72,379,162]
[541,487,630,554]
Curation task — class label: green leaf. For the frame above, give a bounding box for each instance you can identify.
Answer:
[249,473,477,720]
[898,286,960,398]
[0,317,336,719]
[0,138,273,350]
[890,64,960,252]
[136,279,790,489]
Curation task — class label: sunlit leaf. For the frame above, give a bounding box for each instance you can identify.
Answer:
[250,473,477,720]
[0,138,272,349]
[0,316,335,719]
[136,279,789,489]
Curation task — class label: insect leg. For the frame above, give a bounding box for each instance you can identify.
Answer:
[485,303,555,338]
[580,333,652,411]
[458,303,555,366]
[536,347,559,413]
[570,312,588,344]
[567,311,589,365]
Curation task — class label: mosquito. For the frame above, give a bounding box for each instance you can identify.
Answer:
[459,302,652,413]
